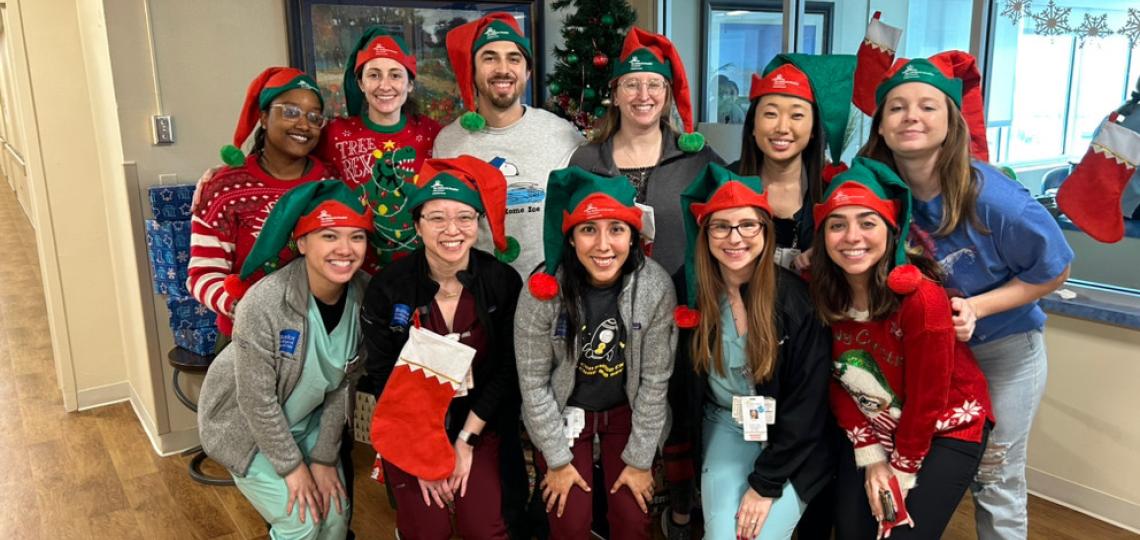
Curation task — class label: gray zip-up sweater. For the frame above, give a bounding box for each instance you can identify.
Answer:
[514,258,677,470]
[197,259,368,477]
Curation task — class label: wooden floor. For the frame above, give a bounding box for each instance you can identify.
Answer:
[0,185,1135,539]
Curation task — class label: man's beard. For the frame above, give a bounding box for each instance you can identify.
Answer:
[480,76,524,111]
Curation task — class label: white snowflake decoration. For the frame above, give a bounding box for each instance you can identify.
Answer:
[1031,0,1071,37]
[1001,0,1031,26]
[1122,8,1140,49]
[1076,13,1112,48]
[847,425,874,445]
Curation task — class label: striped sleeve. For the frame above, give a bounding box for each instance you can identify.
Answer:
[187,213,237,317]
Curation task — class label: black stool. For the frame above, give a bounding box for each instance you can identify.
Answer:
[168,347,234,486]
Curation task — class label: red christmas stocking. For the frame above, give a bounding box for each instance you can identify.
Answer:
[853,12,902,116]
[1057,114,1140,243]
[371,326,476,481]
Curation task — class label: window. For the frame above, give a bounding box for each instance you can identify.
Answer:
[700,1,831,124]
[983,0,1140,292]
[985,1,1140,165]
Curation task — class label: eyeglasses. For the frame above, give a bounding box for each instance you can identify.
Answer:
[420,213,478,230]
[269,104,327,128]
[617,79,667,96]
[707,220,764,239]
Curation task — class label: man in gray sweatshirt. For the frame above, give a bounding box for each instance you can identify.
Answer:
[436,12,584,277]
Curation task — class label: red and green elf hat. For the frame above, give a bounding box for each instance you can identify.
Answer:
[221,67,323,167]
[611,28,705,153]
[404,155,520,263]
[343,27,418,117]
[812,156,923,294]
[874,51,990,162]
[528,166,643,300]
[675,162,771,328]
[445,13,532,132]
[238,180,374,281]
[759,53,858,168]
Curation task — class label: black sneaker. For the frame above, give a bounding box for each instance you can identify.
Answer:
[660,509,693,540]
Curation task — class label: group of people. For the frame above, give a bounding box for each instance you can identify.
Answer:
[190,11,1073,540]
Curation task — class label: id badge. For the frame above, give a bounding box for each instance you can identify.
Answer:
[741,396,768,442]
[563,406,585,447]
[773,247,802,272]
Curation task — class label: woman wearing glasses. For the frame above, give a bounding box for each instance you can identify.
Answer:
[189,67,339,338]
[670,163,832,539]
[360,156,526,539]
[315,27,440,191]
[569,28,723,275]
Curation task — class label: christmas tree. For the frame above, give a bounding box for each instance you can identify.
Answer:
[545,0,638,133]
[357,147,421,272]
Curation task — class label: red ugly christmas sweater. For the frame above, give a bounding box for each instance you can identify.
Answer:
[829,276,993,489]
[187,156,335,335]
[316,113,441,190]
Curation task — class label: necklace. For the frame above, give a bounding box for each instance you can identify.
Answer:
[437,284,462,299]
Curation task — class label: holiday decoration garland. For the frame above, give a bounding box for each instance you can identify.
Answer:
[998,0,1139,49]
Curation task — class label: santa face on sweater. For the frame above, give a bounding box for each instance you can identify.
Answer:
[833,349,901,422]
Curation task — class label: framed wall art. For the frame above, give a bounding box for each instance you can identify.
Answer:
[287,0,541,123]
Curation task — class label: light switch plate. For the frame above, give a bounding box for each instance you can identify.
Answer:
[153,115,174,144]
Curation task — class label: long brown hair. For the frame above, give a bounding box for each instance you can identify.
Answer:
[809,222,942,324]
[689,210,779,383]
[589,82,677,144]
[737,97,826,205]
[859,95,987,236]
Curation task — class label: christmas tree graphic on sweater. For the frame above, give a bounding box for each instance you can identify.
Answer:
[357,147,421,271]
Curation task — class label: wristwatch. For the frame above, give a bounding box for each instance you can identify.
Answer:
[458,430,481,447]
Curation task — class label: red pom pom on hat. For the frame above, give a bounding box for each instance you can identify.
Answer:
[674,306,700,329]
[822,162,848,185]
[527,272,559,301]
[887,264,922,294]
[223,274,251,303]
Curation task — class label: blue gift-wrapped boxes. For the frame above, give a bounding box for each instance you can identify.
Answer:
[144,219,191,263]
[149,262,189,299]
[148,184,196,222]
[144,219,192,298]
[173,327,219,356]
[167,296,216,330]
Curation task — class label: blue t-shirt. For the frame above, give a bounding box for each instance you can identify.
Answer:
[911,162,1074,344]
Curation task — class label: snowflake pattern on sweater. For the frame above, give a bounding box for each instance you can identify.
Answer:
[187,156,335,335]
[828,277,993,483]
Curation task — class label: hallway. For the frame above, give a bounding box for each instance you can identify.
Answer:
[0,182,1132,538]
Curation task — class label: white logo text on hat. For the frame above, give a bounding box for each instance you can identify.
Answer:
[371,42,400,57]
[628,56,654,71]
[298,80,317,91]
[431,179,460,196]
[771,74,800,89]
[317,209,348,227]
[901,64,934,80]
[483,27,510,40]
[584,203,611,218]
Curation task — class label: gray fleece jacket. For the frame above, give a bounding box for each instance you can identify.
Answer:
[197,259,368,477]
[514,258,677,470]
